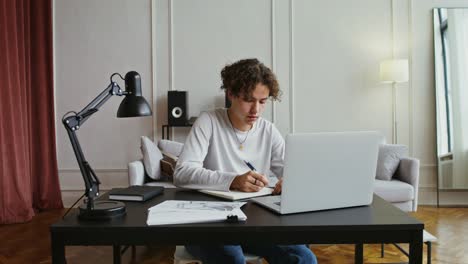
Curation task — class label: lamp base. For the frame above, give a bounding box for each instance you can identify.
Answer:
[78,200,126,221]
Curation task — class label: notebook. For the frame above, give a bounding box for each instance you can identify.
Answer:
[108,186,164,202]
[198,187,273,201]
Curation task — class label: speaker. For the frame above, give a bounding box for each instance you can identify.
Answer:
[168,91,188,126]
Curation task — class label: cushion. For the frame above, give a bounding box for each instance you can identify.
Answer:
[140,136,163,180]
[375,144,408,181]
[158,139,184,157]
[374,179,414,203]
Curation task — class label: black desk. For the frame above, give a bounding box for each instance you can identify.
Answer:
[50,189,424,264]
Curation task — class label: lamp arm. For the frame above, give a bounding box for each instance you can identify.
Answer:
[76,81,126,126]
[64,128,99,208]
[62,78,126,210]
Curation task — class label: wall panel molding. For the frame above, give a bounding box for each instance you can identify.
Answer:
[151,0,158,141]
[151,0,277,140]
[169,0,175,139]
[271,0,277,123]
[408,0,414,157]
[289,0,294,133]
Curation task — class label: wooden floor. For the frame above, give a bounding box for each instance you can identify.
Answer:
[1,206,467,264]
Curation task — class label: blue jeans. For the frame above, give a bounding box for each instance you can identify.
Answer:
[185,244,317,264]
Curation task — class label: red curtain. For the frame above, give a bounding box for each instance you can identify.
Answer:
[0,0,63,224]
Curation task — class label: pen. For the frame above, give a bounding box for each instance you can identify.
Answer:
[244,160,256,171]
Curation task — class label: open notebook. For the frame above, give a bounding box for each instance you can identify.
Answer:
[199,187,273,201]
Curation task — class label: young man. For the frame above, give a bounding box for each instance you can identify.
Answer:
[174,58,317,264]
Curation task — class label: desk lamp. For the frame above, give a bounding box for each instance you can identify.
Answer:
[62,71,152,220]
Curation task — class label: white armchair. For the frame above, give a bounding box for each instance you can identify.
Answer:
[373,157,420,212]
[370,145,435,264]
[128,139,184,188]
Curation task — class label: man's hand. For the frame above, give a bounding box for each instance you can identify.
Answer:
[272,178,283,195]
[230,171,269,192]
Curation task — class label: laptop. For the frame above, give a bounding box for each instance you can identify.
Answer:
[252,131,381,214]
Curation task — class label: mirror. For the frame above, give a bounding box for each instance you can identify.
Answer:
[433,8,468,191]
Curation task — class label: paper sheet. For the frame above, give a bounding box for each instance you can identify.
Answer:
[147,200,247,225]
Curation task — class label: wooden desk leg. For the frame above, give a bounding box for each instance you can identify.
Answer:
[51,234,66,264]
[409,230,423,264]
[113,245,122,264]
[132,245,136,259]
[354,243,363,264]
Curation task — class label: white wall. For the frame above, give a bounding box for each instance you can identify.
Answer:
[293,0,393,134]
[154,0,275,143]
[54,0,153,205]
[54,0,468,206]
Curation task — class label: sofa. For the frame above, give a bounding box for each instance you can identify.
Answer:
[128,139,420,212]
[128,138,182,188]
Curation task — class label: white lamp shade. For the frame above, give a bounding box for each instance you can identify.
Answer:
[379,59,409,83]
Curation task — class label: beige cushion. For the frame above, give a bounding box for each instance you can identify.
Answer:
[140,136,163,180]
[376,144,408,181]
[158,139,184,157]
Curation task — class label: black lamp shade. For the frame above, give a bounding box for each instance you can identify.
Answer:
[117,71,152,118]
[117,96,152,117]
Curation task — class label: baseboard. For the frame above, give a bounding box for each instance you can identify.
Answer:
[419,186,468,206]
[61,188,121,208]
[58,168,129,190]
[418,165,468,206]
[59,168,129,207]
[61,190,86,208]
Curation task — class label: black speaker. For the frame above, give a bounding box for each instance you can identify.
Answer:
[168,91,188,126]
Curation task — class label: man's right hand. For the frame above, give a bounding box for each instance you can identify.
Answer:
[230,171,269,192]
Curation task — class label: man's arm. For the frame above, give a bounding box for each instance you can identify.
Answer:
[173,112,237,191]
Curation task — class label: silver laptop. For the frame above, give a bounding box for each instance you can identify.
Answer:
[252,131,381,214]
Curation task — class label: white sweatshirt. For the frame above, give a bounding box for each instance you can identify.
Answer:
[173,108,285,191]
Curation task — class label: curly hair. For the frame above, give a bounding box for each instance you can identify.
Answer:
[220,58,281,101]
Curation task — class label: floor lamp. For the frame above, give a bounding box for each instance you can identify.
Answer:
[380,59,409,144]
